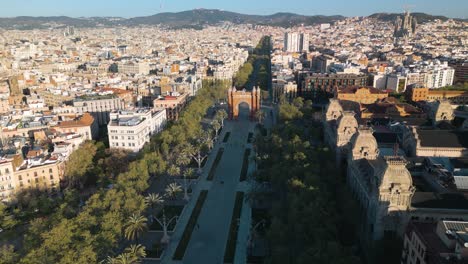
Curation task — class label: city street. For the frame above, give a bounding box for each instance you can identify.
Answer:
[161,105,255,264]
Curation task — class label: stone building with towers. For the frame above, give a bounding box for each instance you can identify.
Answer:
[324,101,416,241]
[324,99,414,238]
[323,99,359,157]
[431,99,454,125]
[324,98,468,262]
[394,11,417,39]
[347,128,415,241]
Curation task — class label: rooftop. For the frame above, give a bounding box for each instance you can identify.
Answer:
[109,116,144,127]
[417,130,468,149]
[74,93,117,101]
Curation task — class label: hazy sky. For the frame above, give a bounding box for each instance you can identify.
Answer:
[1,0,466,18]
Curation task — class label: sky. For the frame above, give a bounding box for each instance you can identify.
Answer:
[0,0,467,19]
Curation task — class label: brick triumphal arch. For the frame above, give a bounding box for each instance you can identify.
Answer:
[227,86,261,120]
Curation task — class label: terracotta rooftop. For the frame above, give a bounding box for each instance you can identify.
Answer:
[58,113,95,128]
[338,86,388,94]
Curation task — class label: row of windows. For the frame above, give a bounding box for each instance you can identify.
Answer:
[110,135,142,140]
[0,176,12,181]
[0,168,11,175]
[19,181,57,188]
[0,184,13,190]
[17,169,54,180]
[112,142,137,147]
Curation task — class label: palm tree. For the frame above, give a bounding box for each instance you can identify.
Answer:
[167,165,181,178]
[145,193,164,219]
[145,193,164,209]
[183,168,194,200]
[215,109,228,127]
[125,244,147,260]
[173,143,192,168]
[190,142,208,173]
[124,214,148,243]
[101,256,118,264]
[255,109,266,124]
[114,252,138,264]
[165,183,182,200]
[203,130,214,150]
[211,120,221,140]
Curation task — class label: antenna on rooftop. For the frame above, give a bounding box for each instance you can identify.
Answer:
[403,4,415,13]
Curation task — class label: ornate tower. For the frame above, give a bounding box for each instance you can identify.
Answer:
[350,127,380,161]
[433,99,454,124]
[373,156,415,240]
[336,111,359,149]
[324,99,343,122]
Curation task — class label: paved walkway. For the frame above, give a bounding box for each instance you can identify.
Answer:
[161,108,255,264]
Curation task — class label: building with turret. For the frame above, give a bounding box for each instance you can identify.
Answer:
[394,12,418,39]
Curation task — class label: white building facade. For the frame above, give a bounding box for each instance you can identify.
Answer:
[108,109,166,152]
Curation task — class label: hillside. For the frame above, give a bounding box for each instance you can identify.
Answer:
[369,12,464,23]
[0,9,464,30]
[0,9,344,29]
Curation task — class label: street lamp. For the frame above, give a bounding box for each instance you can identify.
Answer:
[154,208,178,244]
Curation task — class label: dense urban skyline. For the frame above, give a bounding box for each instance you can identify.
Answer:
[1,0,467,18]
[0,1,467,263]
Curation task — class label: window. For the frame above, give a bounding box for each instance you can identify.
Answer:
[49,168,53,173]
[18,175,22,181]
[5,168,9,174]
[50,175,54,180]
[34,172,38,177]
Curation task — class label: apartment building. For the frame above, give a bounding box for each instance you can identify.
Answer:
[406,87,468,104]
[153,92,188,121]
[0,153,64,203]
[272,80,297,103]
[0,159,15,202]
[402,221,468,264]
[300,73,368,98]
[118,61,150,75]
[73,95,125,125]
[53,113,99,140]
[108,108,166,152]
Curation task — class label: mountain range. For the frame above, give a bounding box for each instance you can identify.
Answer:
[0,9,463,30]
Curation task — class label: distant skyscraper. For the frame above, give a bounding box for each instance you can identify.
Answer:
[299,33,309,52]
[394,11,417,39]
[284,32,309,52]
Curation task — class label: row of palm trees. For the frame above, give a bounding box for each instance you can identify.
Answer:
[104,109,229,263]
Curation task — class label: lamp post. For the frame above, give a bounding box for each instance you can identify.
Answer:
[155,208,179,244]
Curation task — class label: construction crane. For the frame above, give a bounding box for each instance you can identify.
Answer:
[403,4,416,14]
